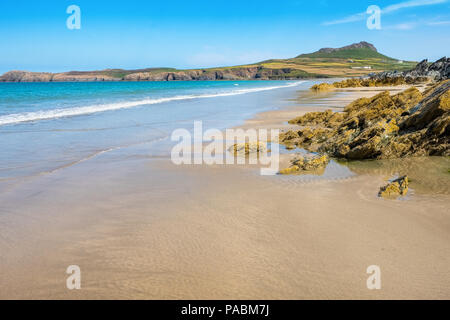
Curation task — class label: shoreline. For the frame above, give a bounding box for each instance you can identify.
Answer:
[0,83,449,299]
[0,78,324,83]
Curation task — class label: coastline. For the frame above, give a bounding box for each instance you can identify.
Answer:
[0,83,449,299]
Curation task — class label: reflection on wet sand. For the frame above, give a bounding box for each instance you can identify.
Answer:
[341,156,450,195]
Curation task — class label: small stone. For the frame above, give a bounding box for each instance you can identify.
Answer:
[279,154,329,175]
[378,176,409,198]
[231,142,266,156]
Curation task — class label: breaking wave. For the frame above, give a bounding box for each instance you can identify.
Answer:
[0,81,304,126]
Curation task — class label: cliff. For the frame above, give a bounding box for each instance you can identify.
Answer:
[0,67,318,82]
[0,41,417,82]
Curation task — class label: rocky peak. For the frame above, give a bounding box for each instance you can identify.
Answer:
[318,41,377,54]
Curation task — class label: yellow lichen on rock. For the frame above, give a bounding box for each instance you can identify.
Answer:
[376,119,400,135]
[281,81,449,159]
[343,88,422,124]
[293,154,330,170]
[279,165,300,175]
[439,87,450,108]
[289,109,344,127]
[332,77,410,88]
[311,83,336,92]
[279,154,330,175]
[378,176,409,198]
[310,76,426,92]
[231,142,266,156]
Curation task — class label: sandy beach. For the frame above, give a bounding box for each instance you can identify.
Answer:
[0,85,449,300]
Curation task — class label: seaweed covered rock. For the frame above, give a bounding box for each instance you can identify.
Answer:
[334,77,409,88]
[293,154,330,170]
[279,165,302,175]
[343,87,423,122]
[279,154,329,174]
[310,77,415,91]
[281,81,450,159]
[378,176,409,198]
[231,142,266,156]
[288,109,344,127]
[280,127,334,153]
[311,83,335,92]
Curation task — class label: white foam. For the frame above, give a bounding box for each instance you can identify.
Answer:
[0,81,304,126]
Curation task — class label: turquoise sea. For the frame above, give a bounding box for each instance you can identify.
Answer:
[0,80,309,183]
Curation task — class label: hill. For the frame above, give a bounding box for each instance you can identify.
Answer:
[258,42,416,78]
[297,41,387,59]
[0,42,417,82]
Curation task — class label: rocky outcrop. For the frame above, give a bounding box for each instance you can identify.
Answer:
[279,154,329,175]
[0,66,311,82]
[52,73,119,82]
[118,67,306,81]
[289,109,344,127]
[369,57,449,82]
[124,67,264,81]
[0,71,120,82]
[311,83,336,92]
[231,142,267,156]
[309,58,449,90]
[280,81,450,159]
[378,176,409,198]
[318,41,377,54]
[312,73,423,91]
[0,71,54,82]
[123,71,200,81]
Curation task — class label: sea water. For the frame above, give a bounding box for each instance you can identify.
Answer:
[0,80,309,183]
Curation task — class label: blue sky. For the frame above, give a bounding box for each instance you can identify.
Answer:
[0,0,449,73]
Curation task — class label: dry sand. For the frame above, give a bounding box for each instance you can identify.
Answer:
[0,85,448,300]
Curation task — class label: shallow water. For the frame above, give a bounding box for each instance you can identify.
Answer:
[275,145,449,195]
[341,157,450,195]
[0,80,311,187]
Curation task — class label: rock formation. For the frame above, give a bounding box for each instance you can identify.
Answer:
[0,70,121,82]
[231,142,267,156]
[378,176,409,198]
[0,66,309,82]
[281,80,450,159]
[317,41,378,54]
[369,57,449,82]
[310,57,449,91]
[279,154,330,175]
[310,83,336,92]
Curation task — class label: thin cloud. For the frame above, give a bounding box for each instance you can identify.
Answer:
[383,0,447,12]
[383,17,450,29]
[385,22,418,29]
[323,0,448,26]
[428,20,450,25]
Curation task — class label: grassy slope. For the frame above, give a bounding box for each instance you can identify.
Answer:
[253,47,417,78]
[64,68,178,79]
[297,47,393,59]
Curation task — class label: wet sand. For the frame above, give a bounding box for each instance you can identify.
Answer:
[0,85,449,299]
